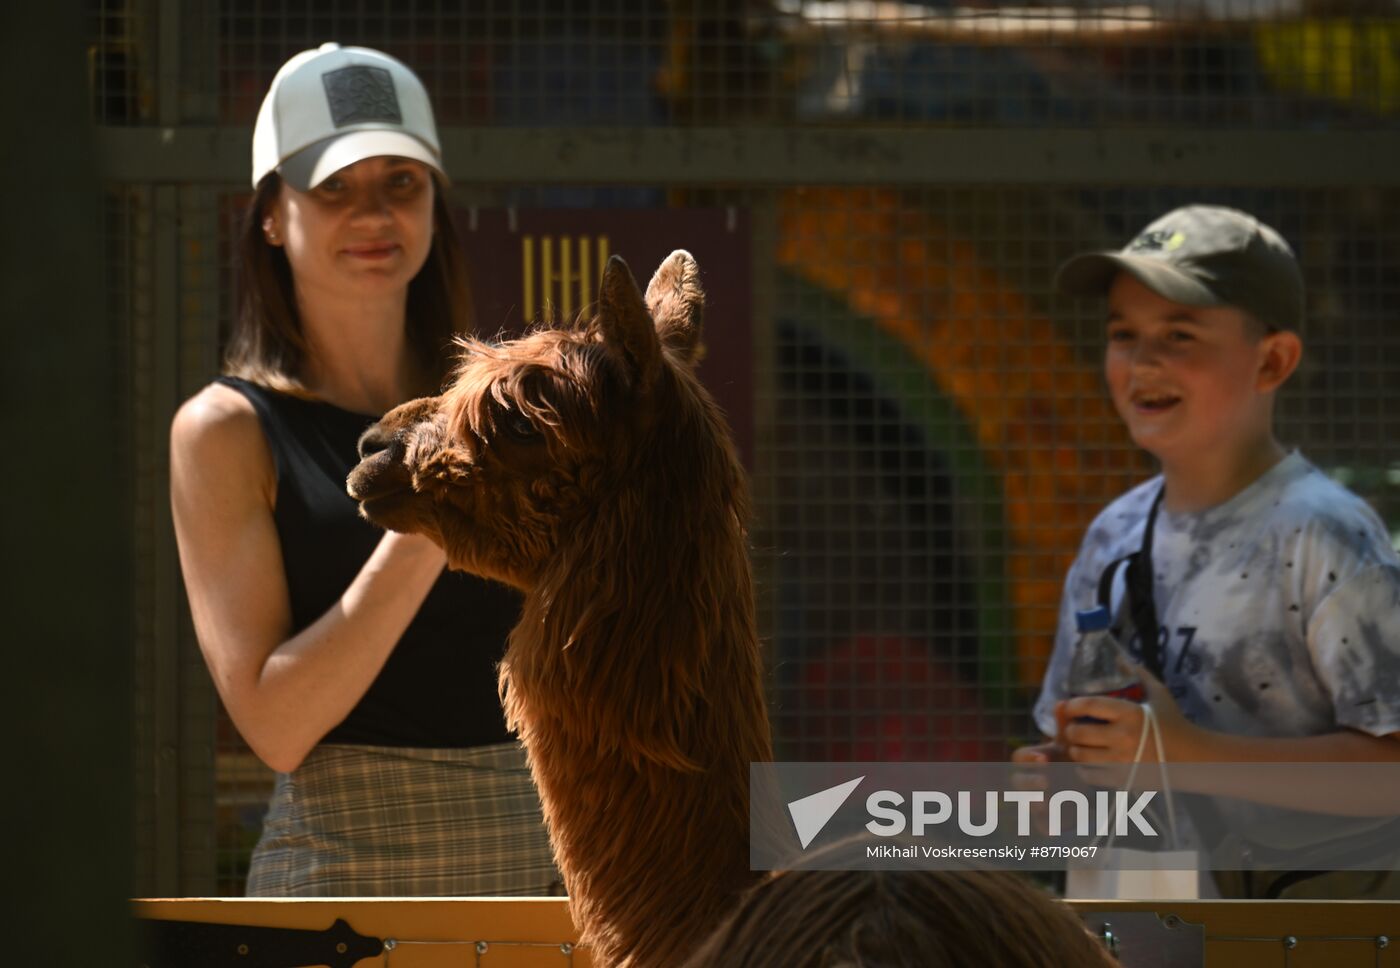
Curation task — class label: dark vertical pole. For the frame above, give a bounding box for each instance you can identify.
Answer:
[0,1,134,964]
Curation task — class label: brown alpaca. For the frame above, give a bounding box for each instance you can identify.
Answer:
[348,251,773,967]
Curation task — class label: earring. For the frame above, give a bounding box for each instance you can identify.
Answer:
[266,231,279,243]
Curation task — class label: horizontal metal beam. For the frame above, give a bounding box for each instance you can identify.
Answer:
[96,125,1400,187]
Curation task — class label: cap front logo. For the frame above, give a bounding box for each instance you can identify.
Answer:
[323,66,402,127]
[1128,229,1187,253]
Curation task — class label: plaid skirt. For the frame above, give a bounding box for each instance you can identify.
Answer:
[245,741,562,897]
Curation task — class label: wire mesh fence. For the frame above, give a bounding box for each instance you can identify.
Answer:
[96,0,1400,895]
[93,2,1400,129]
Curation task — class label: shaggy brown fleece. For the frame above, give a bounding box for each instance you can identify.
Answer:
[348,251,773,967]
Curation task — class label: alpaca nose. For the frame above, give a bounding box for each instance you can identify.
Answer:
[357,422,402,462]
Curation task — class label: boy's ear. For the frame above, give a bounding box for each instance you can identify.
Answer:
[1256,330,1303,393]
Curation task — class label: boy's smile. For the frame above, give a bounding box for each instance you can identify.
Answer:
[1130,391,1181,415]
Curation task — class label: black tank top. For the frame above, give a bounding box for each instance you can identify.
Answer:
[216,376,520,749]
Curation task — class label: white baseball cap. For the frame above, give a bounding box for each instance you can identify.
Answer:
[252,43,444,191]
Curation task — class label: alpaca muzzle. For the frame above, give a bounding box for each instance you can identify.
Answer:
[346,423,412,508]
[356,421,401,462]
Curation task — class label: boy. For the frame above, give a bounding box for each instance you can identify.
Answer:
[1016,204,1400,897]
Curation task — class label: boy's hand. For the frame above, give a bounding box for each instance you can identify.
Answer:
[1010,740,1066,835]
[1010,741,1067,764]
[1055,667,1199,764]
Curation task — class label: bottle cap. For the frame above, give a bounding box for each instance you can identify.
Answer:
[1075,606,1111,632]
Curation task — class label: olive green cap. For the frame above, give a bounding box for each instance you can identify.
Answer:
[1056,205,1304,331]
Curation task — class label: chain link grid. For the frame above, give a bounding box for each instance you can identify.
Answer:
[97,1,1400,895]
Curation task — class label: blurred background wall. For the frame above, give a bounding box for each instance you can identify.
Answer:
[6,1,134,961]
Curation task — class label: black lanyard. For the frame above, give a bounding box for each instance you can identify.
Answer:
[1096,485,1167,679]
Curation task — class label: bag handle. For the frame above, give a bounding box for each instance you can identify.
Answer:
[1093,702,1179,853]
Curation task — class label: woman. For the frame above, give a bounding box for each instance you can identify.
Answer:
[170,43,559,896]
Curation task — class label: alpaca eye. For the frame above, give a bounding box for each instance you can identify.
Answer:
[504,411,541,442]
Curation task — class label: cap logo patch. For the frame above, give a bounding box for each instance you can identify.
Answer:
[1129,229,1186,253]
[322,66,401,127]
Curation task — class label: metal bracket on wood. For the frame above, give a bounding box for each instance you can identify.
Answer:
[1078,910,1205,967]
[139,917,383,968]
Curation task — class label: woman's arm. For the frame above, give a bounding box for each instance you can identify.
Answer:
[170,383,446,772]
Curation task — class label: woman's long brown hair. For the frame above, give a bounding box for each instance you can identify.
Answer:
[223,172,473,397]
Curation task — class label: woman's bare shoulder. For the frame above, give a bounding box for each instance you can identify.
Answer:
[171,381,273,493]
[173,381,260,441]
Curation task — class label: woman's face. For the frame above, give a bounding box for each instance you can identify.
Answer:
[263,155,435,300]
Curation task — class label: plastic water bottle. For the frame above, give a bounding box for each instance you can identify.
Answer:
[1067,606,1145,722]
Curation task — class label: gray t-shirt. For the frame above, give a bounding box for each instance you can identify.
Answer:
[1035,452,1400,741]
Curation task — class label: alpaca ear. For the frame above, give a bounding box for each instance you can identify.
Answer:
[599,255,661,387]
[644,249,705,367]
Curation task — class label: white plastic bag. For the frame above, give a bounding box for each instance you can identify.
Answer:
[1064,704,1202,900]
[1066,849,1203,899]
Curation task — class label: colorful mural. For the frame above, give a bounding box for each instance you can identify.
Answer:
[776,187,1150,692]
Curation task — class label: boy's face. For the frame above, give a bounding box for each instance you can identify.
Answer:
[1104,273,1276,465]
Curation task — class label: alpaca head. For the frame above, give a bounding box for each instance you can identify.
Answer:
[347,249,726,591]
